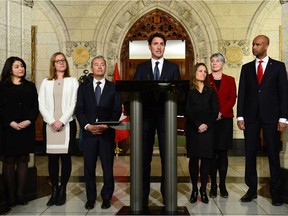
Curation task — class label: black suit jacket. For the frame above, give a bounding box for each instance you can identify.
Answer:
[133,59,181,116]
[75,77,122,141]
[237,58,288,124]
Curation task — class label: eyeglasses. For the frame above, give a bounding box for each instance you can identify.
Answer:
[55,59,66,64]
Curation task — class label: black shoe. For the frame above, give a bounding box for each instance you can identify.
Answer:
[56,186,66,206]
[240,192,257,202]
[219,186,229,198]
[16,194,28,205]
[85,201,95,210]
[271,195,283,206]
[200,190,209,204]
[189,189,198,203]
[46,186,58,206]
[209,185,217,198]
[101,199,111,209]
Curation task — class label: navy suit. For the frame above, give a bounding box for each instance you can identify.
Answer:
[75,77,121,203]
[133,59,180,202]
[237,58,288,195]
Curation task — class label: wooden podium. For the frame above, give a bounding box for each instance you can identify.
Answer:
[116,80,189,215]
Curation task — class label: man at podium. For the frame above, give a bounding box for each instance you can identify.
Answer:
[133,32,181,207]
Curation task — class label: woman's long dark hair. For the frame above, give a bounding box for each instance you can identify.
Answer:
[0,56,27,85]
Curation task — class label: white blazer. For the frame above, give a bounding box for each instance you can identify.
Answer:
[38,77,79,125]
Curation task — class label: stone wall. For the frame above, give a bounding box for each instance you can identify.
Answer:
[29,0,283,139]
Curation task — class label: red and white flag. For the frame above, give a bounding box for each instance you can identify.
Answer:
[113,63,130,143]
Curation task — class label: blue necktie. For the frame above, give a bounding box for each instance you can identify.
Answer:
[95,81,101,105]
[154,61,160,80]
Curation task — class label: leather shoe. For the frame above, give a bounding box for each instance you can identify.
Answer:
[85,201,95,210]
[271,195,283,206]
[200,190,209,204]
[101,199,111,209]
[219,186,229,198]
[189,189,198,203]
[209,185,217,198]
[240,192,257,202]
[17,194,28,205]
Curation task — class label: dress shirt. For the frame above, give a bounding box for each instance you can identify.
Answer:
[255,55,268,76]
[151,58,164,78]
[84,77,106,130]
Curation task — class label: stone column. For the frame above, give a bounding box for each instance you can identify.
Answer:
[280,0,288,204]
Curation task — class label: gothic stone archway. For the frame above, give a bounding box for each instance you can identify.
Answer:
[120,9,194,81]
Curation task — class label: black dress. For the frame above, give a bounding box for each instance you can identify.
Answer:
[0,81,39,156]
[185,87,218,159]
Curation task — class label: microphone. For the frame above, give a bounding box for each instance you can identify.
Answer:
[78,69,90,83]
[83,69,89,75]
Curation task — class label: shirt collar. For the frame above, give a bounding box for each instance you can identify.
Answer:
[151,58,164,65]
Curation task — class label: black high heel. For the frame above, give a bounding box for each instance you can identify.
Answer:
[209,184,217,198]
[219,185,229,198]
[47,186,59,206]
[189,189,198,203]
[200,190,209,204]
[17,194,28,205]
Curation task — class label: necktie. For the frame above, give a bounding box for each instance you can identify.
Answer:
[257,60,263,84]
[95,81,101,105]
[154,61,160,80]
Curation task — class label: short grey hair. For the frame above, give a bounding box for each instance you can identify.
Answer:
[210,53,225,63]
[91,55,106,66]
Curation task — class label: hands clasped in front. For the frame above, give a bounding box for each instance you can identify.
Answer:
[10,120,31,130]
[51,120,65,132]
[87,124,108,135]
[198,123,208,133]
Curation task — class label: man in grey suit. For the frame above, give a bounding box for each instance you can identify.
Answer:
[75,56,122,210]
[133,32,181,207]
[237,35,288,206]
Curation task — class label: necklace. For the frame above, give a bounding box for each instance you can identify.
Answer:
[212,73,222,80]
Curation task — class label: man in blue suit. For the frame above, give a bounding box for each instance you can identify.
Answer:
[133,32,181,207]
[75,55,122,210]
[237,35,288,206]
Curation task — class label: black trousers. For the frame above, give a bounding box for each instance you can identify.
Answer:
[244,121,281,195]
[142,117,165,201]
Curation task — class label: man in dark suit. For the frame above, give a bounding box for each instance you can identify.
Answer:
[237,35,288,206]
[133,32,181,206]
[75,55,122,210]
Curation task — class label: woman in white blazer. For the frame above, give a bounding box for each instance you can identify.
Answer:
[38,52,78,206]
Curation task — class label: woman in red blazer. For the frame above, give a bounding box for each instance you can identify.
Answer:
[208,53,237,198]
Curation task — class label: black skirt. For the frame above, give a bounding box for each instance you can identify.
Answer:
[214,118,233,150]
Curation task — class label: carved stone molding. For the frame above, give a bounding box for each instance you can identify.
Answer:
[280,0,288,5]
[66,41,97,69]
[219,40,249,68]
[23,0,34,8]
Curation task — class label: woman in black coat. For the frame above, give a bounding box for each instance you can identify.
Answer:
[185,63,218,204]
[0,57,39,207]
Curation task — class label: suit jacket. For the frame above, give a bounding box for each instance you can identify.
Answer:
[75,77,122,141]
[133,59,181,116]
[209,74,237,118]
[237,57,288,124]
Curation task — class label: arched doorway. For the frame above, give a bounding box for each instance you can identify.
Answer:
[120,9,194,81]
[118,9,193,153]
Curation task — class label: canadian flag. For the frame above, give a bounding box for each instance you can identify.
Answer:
[113,63,130,143]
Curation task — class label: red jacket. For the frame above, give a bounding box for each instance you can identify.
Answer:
[209,73,237,118]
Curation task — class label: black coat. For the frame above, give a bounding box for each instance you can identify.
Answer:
[185,87,218,158]
[0,81,39,155]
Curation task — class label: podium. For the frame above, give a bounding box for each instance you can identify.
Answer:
[116,80,189,215]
